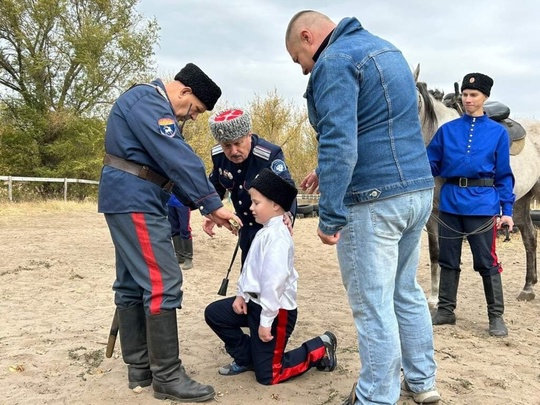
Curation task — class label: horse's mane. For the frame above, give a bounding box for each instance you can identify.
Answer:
[416,81,438,137]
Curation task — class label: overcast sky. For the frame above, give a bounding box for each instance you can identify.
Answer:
[136,0,540,119]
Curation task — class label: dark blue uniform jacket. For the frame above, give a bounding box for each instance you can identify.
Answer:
[209,134,296,260]
[98,79,222,216]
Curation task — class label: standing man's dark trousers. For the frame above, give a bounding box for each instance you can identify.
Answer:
[168,204,194,269]
[205,297,327,385]
[432,212,508,336]
[105,212,215,402]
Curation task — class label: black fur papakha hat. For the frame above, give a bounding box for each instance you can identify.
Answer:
[174,63,222,110]
[250,168,298,211]
[461,72,494,97]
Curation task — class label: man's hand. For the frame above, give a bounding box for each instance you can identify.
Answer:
[207,207,242,235]
[300,169,319,194]
[283,212,294,236]
[202,217,217,237]
[317,227,340,245]
[497,215,514,230]
[232,296,247,315]
[258,325,273,342]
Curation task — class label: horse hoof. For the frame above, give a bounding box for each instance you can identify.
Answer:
[516,290,535,301]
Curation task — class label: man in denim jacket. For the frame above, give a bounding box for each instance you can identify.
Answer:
[286,11,439,405]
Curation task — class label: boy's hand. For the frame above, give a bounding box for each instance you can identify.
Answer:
[232,296,247,314]
[258,325,273,342]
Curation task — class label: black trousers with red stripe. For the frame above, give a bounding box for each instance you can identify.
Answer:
[105,212,183,315]
[204,297,326,385]
[438,212,502,277]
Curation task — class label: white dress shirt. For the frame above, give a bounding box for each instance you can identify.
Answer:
[237,215,298,327]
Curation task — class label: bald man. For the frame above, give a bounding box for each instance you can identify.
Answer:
[286,11,440,405]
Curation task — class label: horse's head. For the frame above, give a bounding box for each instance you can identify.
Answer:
[416,81,461,145]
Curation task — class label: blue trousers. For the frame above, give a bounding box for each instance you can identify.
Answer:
[168,204,192,240]
[204,297,325,385]
[105,212,182,315]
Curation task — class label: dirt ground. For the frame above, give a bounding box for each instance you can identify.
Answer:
[1,201,539,405]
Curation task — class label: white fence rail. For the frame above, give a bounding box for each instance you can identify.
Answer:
[0,177,536,209]
[0,176,99,202]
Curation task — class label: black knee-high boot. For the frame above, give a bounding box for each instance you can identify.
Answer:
[181,239,193,270]
[118,304,153,388]
[482,273,508,337]
[432,268,460,325]
[147,310,215,402]
[172,235,184,264]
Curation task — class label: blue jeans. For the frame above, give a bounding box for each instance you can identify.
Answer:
[336,189,436,404]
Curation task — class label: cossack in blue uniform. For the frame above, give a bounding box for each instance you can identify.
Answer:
[98,80,222,216]
[209,134,296,262]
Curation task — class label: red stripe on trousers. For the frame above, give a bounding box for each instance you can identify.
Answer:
[132,213,164,314]
[490,217,502,272]
[270,309,325,385]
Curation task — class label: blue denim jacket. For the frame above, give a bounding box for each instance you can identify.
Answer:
[306,17,434,235]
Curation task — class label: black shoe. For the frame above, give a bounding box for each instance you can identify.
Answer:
[431,309,456,325]
[489,316,508,337]
[317,331,337,372]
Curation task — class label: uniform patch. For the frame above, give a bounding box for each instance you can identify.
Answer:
[253,145,271,160]
[271,159,287,174]
[158,118,177,137]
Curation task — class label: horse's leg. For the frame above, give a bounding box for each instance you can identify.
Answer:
[426,214,440,309]
[513,192,537,301]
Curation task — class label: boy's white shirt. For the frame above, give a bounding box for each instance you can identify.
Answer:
[237,215,298,327]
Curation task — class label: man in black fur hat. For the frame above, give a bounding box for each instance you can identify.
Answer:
[98,63,241,402]
[427,72,515,337]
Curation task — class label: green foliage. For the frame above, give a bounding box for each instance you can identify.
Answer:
[0,0,157,195]
[0,0,159,116]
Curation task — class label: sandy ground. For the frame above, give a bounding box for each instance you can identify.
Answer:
[1,202,539,405]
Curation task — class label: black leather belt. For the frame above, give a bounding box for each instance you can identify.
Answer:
[103,154,174,192]
[446,177,494,187]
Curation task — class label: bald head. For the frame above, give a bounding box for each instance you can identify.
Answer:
[285,10,335,45]
[285,10,336,75]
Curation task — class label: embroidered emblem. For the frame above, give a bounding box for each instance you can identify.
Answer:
[158,118,177,137]
[271,159,287,174]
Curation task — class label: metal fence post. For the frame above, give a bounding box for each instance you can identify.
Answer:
[8,176,13,202]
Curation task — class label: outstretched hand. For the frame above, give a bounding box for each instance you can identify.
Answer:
[207,207,242,235]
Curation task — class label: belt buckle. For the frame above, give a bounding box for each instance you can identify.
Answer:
[139,165,150,180]
[458,177,468,187]
[163,180,174,193]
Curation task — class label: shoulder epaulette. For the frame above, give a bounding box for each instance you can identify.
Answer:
[253,145,271,160]
[212,144,224,156]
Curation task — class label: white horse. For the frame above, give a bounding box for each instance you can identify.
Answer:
[414,67,540,307]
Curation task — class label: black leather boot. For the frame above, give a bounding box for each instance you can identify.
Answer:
[172,235,184,264]
[147,310,215,402]
[482,273,508,337]
[117,304,153,388]
[432,268,460,325]
[181,239,193,270]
